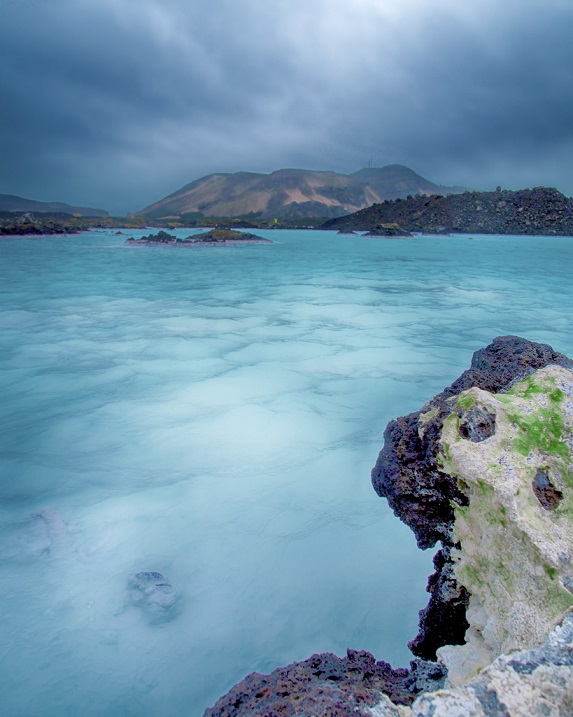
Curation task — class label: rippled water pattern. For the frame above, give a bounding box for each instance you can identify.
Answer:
[1,229,573,716]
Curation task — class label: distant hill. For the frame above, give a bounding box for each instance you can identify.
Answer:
[0,193,108,217]
[321,187,573,236]
[137,165,466,220]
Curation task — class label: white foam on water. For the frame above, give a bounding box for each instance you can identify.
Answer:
[2,230,573,716]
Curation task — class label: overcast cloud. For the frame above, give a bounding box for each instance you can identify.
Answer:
[1,0,572,213]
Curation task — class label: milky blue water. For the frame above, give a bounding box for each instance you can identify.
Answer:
[1,228,573,716]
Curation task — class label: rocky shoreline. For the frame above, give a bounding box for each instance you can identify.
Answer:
[322,187,573,236]
[203,336,573,716]
[0,212,87,236]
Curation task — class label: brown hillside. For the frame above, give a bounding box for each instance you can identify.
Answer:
[138,165,464,219]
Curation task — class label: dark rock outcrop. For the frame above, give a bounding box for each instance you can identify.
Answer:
[203,335,573,714]
[0,213,84,236]
[204,651,445,717]
[407,545,470,661]
[457,404,496,443]
[363,223,413,237]
[187,228,271,244]
[125,228,271,246]
[126,230,177,244]
[322,186,573,236]
[371,335,573,659]
[372,335,573,549]
[406,613,573,716]
[531,468,564,511]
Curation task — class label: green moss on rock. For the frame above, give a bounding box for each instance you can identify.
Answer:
[456,393,477,411]
[509,407,569,459]
[436,366,573,685]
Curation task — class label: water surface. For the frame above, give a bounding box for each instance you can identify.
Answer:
[1,229,572,716]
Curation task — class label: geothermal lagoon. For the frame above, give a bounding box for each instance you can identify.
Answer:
[1,229,573,716]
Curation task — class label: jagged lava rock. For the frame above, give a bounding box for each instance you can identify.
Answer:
[0,212,83,236]
[363,223,413,237]
[203,650,445,717]
[203,337,573,716]
[184,228,271,244]
[125,228,271,246]
[368,612,573,716]
[372,336,573,660]
[322,186,573,236]
[372,335,573,550]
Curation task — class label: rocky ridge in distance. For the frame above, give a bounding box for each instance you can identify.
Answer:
[0,193,108,217]
[322,186,573,236]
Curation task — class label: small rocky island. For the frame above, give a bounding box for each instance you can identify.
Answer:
[337,223,413,237]
[125,228,271,246]
[204,336,573,716]
[362,223,413,237]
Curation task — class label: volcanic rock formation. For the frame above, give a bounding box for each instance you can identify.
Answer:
[203,336,573,716]
[125,228,271,246]
[322,186,573,236]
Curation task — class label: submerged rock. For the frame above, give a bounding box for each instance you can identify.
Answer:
[0,508,67,560]
[128,571,178,623]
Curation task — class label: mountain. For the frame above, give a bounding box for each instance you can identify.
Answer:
[137,165,465,219]
[321,186,573,236]
[0,194,108,217]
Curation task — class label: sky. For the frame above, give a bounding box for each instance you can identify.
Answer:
[1,0,573,215]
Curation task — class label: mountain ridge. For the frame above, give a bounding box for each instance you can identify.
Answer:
[0,193,108,217]
[137,165,466,219]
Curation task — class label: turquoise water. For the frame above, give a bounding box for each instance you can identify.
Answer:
[1,229,573,716]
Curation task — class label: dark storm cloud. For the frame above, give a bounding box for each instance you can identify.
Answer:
[313,1,573,192]
[1,0,572,213]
